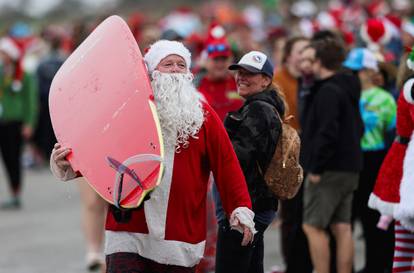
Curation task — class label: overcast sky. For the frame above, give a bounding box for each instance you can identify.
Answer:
[0,0,120,17]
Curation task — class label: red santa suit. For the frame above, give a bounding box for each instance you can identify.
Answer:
[368,91,414,217]
[50,39,254,269]
[395,78,414,230]
[104,102,252,267]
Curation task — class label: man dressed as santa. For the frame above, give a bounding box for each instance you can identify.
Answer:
[50,40,255,273]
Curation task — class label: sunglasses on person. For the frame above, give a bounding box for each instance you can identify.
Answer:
[207,43,229,54]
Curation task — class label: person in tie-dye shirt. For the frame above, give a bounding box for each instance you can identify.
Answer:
[359,87,396,151]
[344,48,397,273]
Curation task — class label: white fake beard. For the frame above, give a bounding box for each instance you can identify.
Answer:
[151,71,204,152]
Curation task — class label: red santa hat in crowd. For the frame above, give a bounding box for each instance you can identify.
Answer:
[384,14,402,39]
[315,11,341,31]
[0,37,23,91]
[203,23,231,59]
[143,40,192,74]
[360,18,392,51]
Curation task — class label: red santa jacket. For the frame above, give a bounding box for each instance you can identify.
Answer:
[394,80,414,230]
[105,103,252,266]
[369,92,414,216]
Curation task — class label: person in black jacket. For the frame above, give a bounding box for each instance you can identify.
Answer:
[213,51,285,273]
[301,38,363,273]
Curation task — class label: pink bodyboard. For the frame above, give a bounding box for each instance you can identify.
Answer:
[49,15,164,209]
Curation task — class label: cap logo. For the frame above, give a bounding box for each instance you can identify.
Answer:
[253,55,262,63]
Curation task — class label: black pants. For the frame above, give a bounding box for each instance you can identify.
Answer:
[280,185,313,273]
[0,121,23,195]
[352,150,394,273]
[215,219,267,273]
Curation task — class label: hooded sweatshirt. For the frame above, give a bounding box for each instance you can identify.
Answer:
[301,70,364,174]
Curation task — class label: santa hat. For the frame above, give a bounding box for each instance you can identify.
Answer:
[0,37,23,91]
[316,11,341,31]
[384,15,402,38]
[204,23,231,59]
[0,37,20,61]
[143,40,191,74]
[360,18,392,51]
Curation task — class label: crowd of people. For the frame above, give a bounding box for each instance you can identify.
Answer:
[1,0,414,272]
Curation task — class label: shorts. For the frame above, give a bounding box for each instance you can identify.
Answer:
[303,171,359,229]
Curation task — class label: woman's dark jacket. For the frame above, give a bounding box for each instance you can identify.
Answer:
[224,89,284,212]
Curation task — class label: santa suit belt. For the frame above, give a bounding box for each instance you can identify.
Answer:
[395,135,411,145]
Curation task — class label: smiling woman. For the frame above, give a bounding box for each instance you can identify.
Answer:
[228,51,275,98]
[214,50,287,273]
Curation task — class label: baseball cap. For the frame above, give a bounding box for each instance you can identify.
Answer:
[229,51,274,78]
[343,48,379,71]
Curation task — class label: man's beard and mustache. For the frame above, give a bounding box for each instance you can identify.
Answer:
[151,71,204,152]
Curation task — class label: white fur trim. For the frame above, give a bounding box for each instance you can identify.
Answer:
[402,20,414,37]
[143,137,176,239]
[407,59,414,71]
[403,78,414,104]
[49,155,77,181]
[230,207,257,235]
[395,132,414,231]
[0,37,20,60]
[105,231,205,267]
[368,193,396,216]
[144,40,191,74]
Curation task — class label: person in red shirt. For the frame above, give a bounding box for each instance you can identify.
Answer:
[197,40,243,121]
[50,40,254,273]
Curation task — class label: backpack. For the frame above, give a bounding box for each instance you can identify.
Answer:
[263,109,304,200]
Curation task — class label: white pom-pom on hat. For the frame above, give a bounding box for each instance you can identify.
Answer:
[144,40,191,74]
[360,18,392,51]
